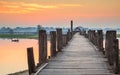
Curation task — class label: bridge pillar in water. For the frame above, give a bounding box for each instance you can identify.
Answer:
[97,30,103,52]
[50,31,57,57]
[38,30,47,65]
[27,47,36,75]
[57,28,62,52]
[105,31,116,65]
[71,20,73,35]
[113,39,119,74]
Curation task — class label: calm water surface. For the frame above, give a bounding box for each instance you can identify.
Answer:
[0,38,120,75]
[0,39,50,75]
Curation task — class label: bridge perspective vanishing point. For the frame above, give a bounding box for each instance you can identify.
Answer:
[27,20,119,75]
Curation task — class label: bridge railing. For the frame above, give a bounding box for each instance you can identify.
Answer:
[26,28,74,75]
[80,29,119,74]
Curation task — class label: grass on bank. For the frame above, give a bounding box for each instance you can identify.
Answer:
[0,34,38,39]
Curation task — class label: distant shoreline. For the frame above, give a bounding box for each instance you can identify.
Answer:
[0,33,119,39]
[0,34,38,39]
[0,34,51,40]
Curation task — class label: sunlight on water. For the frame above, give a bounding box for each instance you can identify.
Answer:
[0,38,119,75]
[103,38,120,49]
[0,39,50,75]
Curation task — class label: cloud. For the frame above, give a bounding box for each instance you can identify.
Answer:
[0,1,83,14]
[0,1,57,14]
[60,4,83,7]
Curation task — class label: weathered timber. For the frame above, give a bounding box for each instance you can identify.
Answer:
[27,47,35,75]
[38,30,47,65]
[62,34,67,47]
[56,28,62,52]
[37,33,113,75]
[97,30,103,52]
[71,20,73,34]
[66,29,71,43]
[50,31,57,57]
[105,31,116,65]
[113,39,119,74]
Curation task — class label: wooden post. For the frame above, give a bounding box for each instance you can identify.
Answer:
[97,30,103,52]
[62,34,67,47]
[113,39,119,74]
[71,20,73,34]
[66,29,71,43]
[27,47,35,75]
[105,31,116,65]
[57,28,62,52]
[68,29,71,41]
[50,31,56,57]
[38,30,47,65]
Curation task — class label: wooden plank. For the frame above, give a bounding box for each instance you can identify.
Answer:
[37,33,114,75]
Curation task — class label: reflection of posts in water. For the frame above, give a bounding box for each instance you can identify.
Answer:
[38,30,47,65]
[50,31,57,57]
[27,47,35,75]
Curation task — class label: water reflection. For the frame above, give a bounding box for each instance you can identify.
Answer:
[0,38,119,75]
[0,39,50,75]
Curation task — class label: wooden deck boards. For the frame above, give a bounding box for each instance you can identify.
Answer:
[37,33,114,75]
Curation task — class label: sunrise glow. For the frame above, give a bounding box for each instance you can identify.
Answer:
[0,0,120,28]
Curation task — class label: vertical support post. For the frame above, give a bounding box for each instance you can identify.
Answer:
[38,30,47,65]
[50,31,56,57]
[97,30,103,52]
[62,34,67,47]
[57,28,62,52]
[27,47,35,75]
[105,31,116,65]
[71,20,73,35]
[113,39,119,74]
[67,29,71,41]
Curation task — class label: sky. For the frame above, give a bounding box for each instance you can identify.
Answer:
[0,0,120,28]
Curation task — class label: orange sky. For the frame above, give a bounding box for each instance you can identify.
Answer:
[0,0,120,28]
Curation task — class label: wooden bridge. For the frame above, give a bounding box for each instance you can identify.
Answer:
[27,21,119,75]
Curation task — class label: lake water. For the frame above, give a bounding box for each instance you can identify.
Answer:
[0,38,120,75]
[0,39,50,75]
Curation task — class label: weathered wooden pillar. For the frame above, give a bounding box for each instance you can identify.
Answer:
[94,32,97,46]
[105,30,116,65]
[62,34,67,46]
[113,39,119,74]
[68,29,70,41]
[65,34,67,45]
[97,30,103,52]
[67,29,70,43]
[91,30,96,45]
[57,28,62,52]
[88,30,90,40]
[71,20,73,34]
[38,30,47,65]
[50,31,56,57]
[27,47,35,75]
